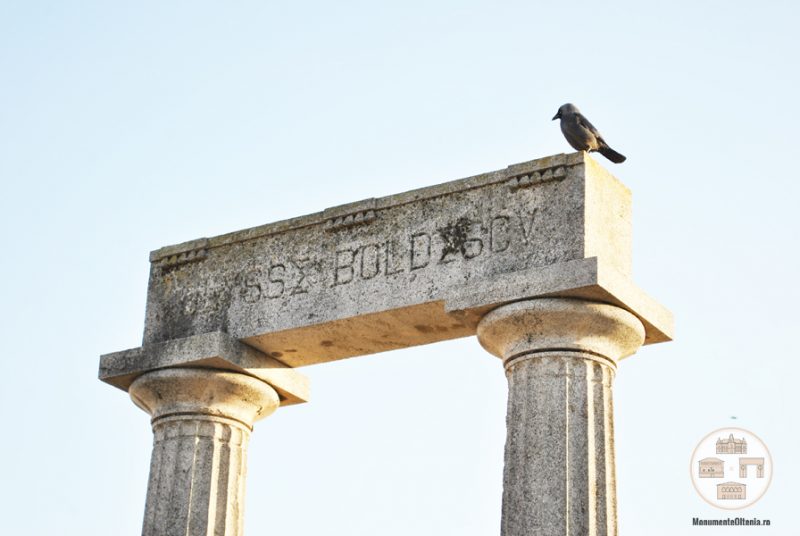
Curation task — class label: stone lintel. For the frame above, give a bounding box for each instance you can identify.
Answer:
[107,152,672,371]
[99,331,310,406]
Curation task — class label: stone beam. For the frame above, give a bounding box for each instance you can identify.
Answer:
[119,152,670,375]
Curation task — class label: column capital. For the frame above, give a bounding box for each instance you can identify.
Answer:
[129,367,280,429]
[477,298,645,370]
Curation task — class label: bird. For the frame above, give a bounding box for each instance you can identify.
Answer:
[552,103,626,163]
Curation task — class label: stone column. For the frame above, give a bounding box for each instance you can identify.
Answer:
[128,367,281,536]
[477,298,646,536]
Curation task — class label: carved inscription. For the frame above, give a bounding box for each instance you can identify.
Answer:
[237,257,319,303]
[235,211,539,302]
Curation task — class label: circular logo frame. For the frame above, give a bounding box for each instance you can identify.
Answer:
[690,427,772,510]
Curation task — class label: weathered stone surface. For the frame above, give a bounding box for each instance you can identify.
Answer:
[477,298,647,368]
[100,331,309,406]
[129,368,280,536]
[478,298,646,536]
[137,152,671,368]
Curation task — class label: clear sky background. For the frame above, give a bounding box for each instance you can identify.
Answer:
[1,1,798,534]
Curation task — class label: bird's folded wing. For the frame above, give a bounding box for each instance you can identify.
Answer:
[575,112,603,139]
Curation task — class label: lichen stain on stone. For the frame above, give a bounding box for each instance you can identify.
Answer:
[149,274,235,343]
[437,216,472,260]
[160,263,183,277]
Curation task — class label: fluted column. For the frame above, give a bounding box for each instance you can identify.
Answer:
[477,298,646,536]
[128,367,281,536]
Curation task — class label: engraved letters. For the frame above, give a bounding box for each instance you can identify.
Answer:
[236,211,538,302]
[518,209,537,245]
[333,249,356,286]
[385,240,403,276]
[360,244,381,280]
[241,268,263,303]
[267,264,285,298]
[410,233,431,271]
[289,258,311,295]
[489,216,510,253]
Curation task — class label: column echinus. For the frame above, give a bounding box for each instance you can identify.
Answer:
[99,152,672,535]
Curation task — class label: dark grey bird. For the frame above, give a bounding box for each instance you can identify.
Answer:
[552,103,626,163]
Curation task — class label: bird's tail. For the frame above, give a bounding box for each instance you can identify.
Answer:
[598,145,626,163]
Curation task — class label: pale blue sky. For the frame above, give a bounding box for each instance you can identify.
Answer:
[1,1,798,534]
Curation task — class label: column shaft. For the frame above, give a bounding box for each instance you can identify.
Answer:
[142,417,250,536]
[129,368,280,536]
[502,354,616,536]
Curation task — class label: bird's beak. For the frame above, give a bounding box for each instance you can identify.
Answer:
[552,112,560,121]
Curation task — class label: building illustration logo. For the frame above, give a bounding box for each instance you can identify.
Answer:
[698,457,724,478]
[690,428,772,509]
[717,433,747,454]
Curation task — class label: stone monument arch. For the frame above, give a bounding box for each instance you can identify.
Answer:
[739,457,765,478]
[100,152,673,536]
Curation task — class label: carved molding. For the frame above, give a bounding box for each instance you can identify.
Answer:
[159,240,209,272]
[507,166,567,191]
[325,209,377,231]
